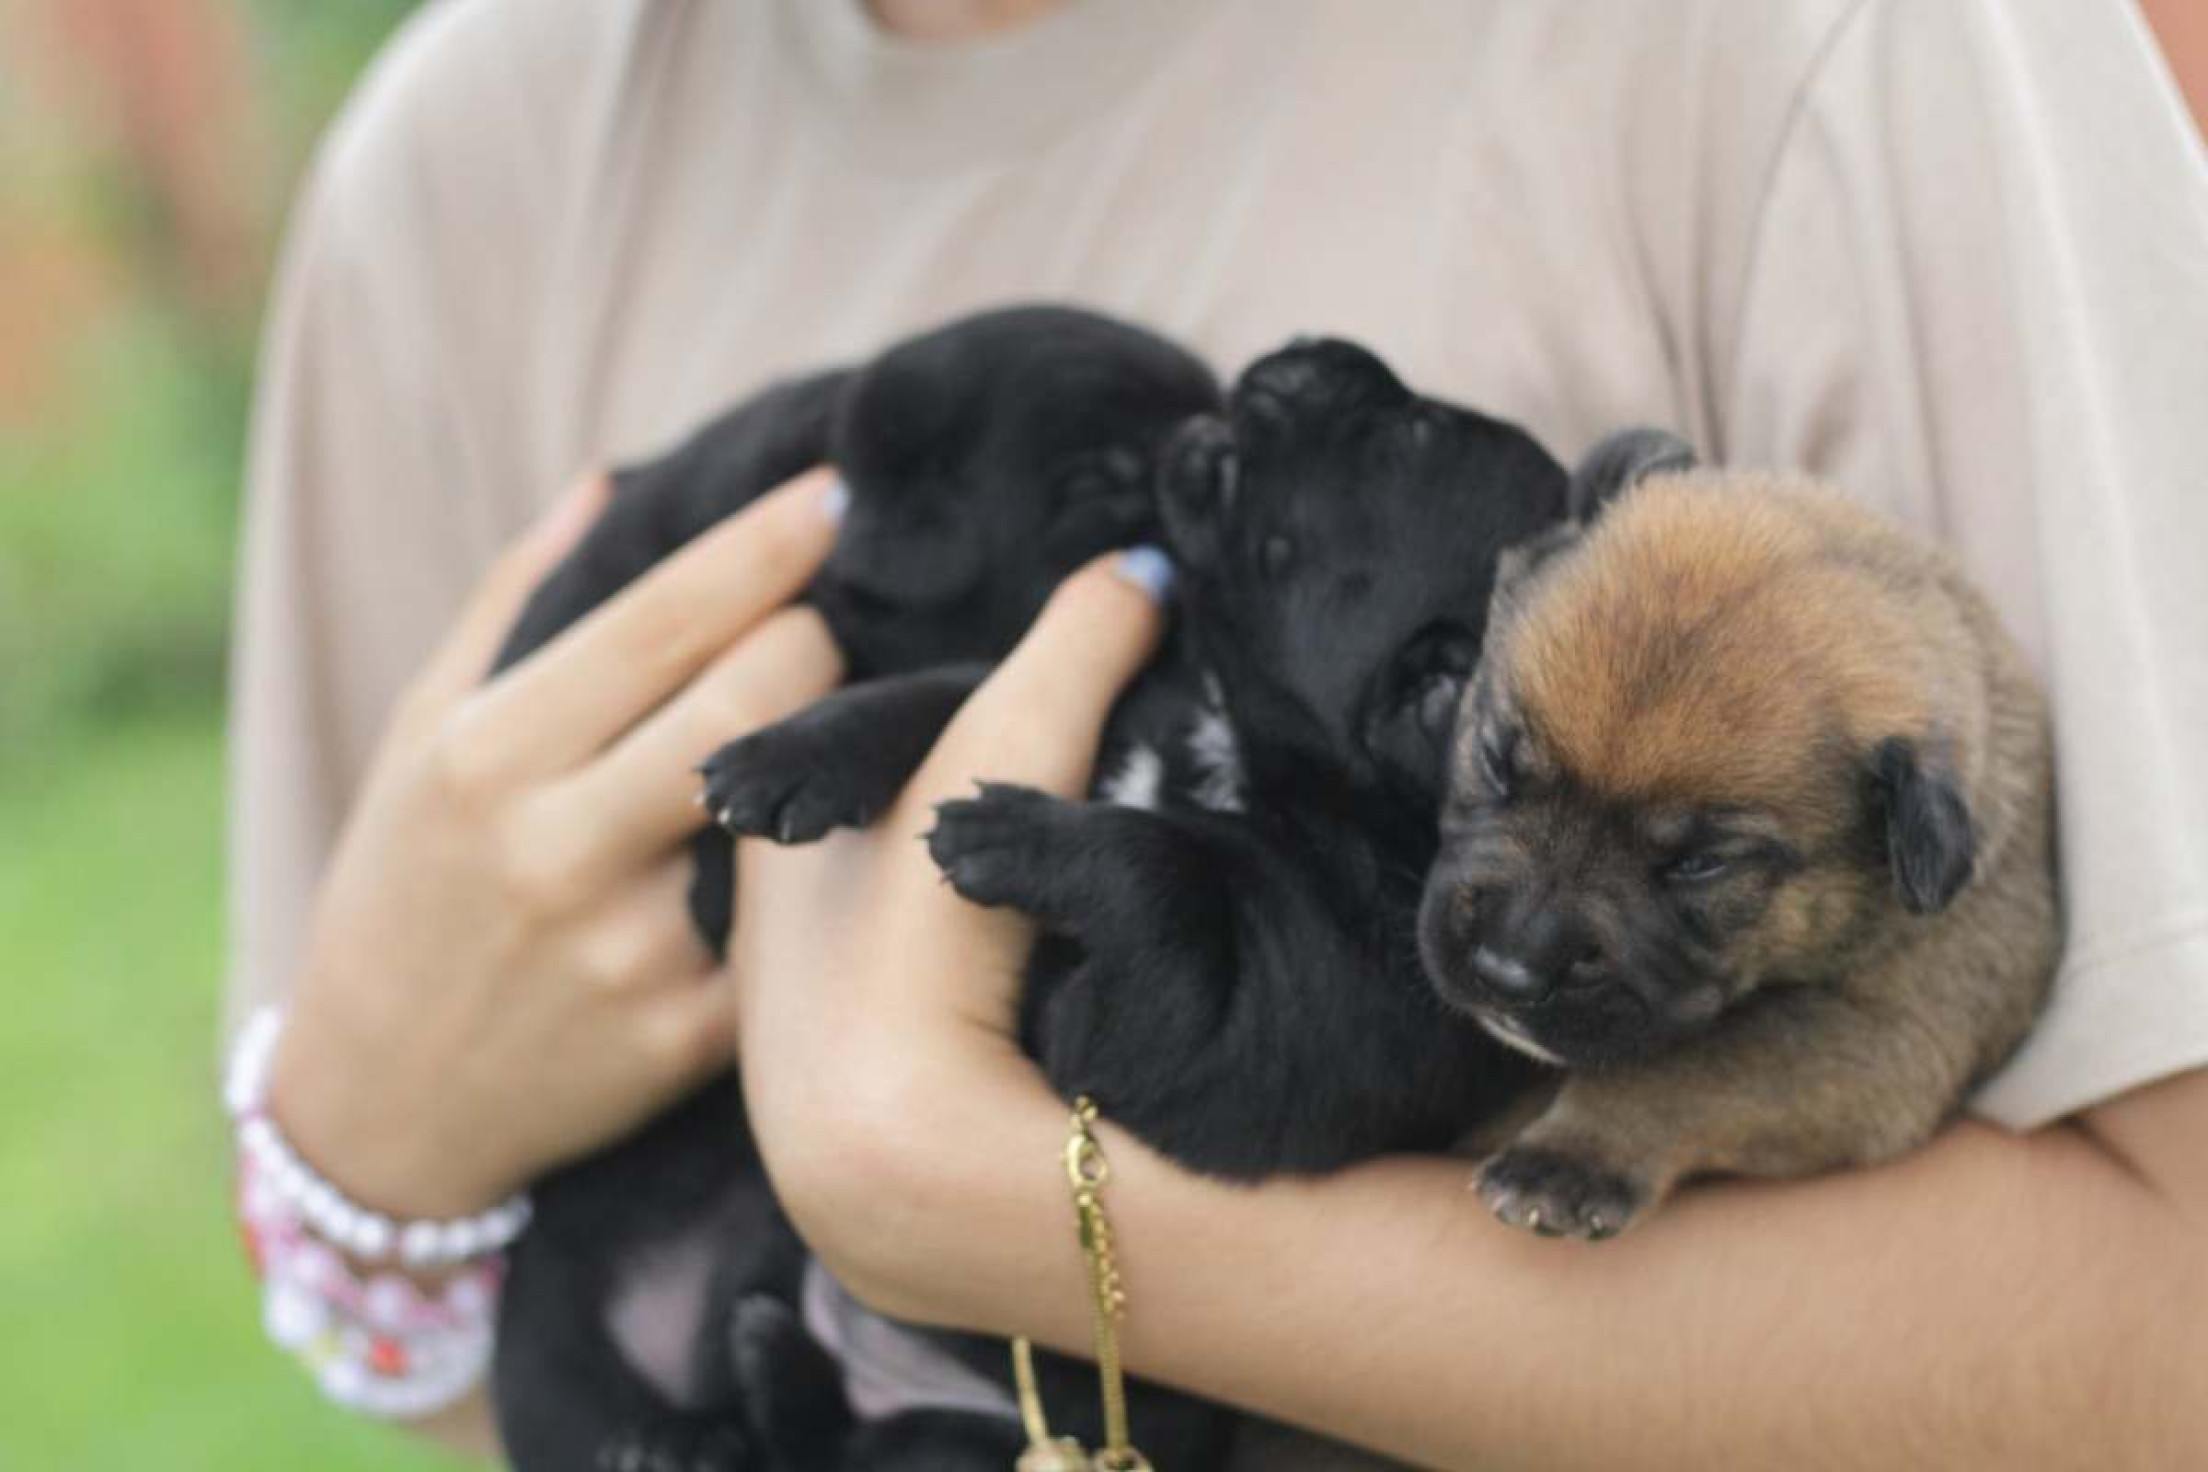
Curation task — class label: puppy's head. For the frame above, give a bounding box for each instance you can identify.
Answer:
[826,305,1219,660]
[1419,440,1983,1067]
[1158,337,1567,802]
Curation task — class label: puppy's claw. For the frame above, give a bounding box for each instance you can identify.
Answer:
[926,785,1061,912]
[1477,1144,1647,1242]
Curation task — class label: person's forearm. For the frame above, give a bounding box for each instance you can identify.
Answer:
[817,1065,2206,1469]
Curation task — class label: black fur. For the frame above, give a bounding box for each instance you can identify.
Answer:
[487,310,1560,1469]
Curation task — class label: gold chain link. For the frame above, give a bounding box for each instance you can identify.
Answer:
[1011,1096,1153,1472]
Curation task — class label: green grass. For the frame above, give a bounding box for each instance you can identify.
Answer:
[0,7,500,1458]
[0,708,463,1469]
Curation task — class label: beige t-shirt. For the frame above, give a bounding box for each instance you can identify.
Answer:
[230,0,2208,1129]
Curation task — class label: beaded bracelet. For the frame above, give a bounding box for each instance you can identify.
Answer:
[237,1150,503,1417]
[225,1006,530,1417]
[224,1008,532,1266]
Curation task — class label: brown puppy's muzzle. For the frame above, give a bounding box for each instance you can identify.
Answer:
[1420,850,1726,1068]
[1458,888,1613,1007]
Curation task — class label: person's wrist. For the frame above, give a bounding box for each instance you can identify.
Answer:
[265,1006,517,1223]
[784,1046,1065,1322]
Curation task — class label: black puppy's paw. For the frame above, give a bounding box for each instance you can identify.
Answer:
[700,727,879,845]
[1477,1145,1648,1241]
[730,1294,850,1466]
[594,1425,751,1472]
[926,783,1067,911]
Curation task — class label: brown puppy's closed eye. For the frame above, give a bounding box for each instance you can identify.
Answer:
[1418,432,2060,1239]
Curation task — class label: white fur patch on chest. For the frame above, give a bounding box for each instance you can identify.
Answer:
[1187,706,1246,814]
[1099,741,1167,811]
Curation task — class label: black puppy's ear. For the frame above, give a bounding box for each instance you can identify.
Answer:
[1566,426,1698,521]
[1157,414,1237,571]
[1363,622,1480,794]
[1869,737,1978,913]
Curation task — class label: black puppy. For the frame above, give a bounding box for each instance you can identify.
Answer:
[491,314,1562,1470]
[490,306,1224,1472]
[712,336,1564,1466]
[921,339,1564,1175]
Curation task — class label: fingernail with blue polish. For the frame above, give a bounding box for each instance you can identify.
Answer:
[822,475,851,525]
[1113,544,1176,603]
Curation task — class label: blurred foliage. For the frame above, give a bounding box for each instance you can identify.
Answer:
[1,2,467,1466]
[0,295,247,749]
[0,0,424,753]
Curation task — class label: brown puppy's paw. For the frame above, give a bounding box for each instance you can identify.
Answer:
[1477,1145,1647,1241]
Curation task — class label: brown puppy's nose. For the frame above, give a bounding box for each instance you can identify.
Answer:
[1471,945,1546,1001]
[1473,905,1606,1003]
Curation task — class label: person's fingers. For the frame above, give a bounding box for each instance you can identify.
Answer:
[872,550,1171,1016]
[894,548,1171,832]
[404,473,613,722]
[630,981,741,1101]
[559,857,714,998]
[521,608,844,886]
[468,468,843,780]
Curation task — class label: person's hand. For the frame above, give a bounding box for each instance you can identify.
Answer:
[728,551,1168,1315]
[268,468,845,1220]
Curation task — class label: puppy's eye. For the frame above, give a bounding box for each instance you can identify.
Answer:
[1665,851,1730,884]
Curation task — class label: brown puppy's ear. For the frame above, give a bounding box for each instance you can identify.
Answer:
[1566,426,1697,520]
[1870,737,1978,913]
[1484,428,1697,634]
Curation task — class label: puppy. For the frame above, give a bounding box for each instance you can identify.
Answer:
[490,305,1227,1472]
[719,335,1561,1467]
[923,336,1560,1179]
[1419,432,2060,1239]
[492,317,1563,1469]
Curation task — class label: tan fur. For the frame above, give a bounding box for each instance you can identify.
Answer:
[1461,471,2060,1236]
[1511,477,1961,814]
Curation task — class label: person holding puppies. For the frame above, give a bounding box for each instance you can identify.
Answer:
[230,0,2208,1464]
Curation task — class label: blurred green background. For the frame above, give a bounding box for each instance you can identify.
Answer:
[0,2,463,1465]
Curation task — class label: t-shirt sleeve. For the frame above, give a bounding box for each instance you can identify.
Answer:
[1718,0,2208,1126]
[223,2,563,1042]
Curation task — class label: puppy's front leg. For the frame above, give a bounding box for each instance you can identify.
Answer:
[702,663,989,843]
[1480,988,1968,1240]
[925,785,1265,1169]
[925,784,1239,986]
[928,786,1456,1177]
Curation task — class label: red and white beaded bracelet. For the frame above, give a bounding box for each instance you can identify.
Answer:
[225,1006,530,1417]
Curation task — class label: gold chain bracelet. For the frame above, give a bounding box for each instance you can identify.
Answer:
[1012,1097,1152,1472]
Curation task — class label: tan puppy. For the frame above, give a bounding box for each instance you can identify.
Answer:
[1419,432,2059,1239]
